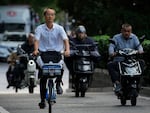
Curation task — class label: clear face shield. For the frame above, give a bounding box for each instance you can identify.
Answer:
[77,32,86,40]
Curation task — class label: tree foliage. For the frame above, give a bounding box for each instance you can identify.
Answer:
[57,0,150,37]
[1,0,150,37]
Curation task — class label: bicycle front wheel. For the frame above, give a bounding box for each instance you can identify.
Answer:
[48,80,53,113]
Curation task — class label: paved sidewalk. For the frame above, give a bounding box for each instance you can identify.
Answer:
[140,87,150,97]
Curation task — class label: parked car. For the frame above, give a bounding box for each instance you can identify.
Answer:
[0,31,27,61]
[0,45,12,61]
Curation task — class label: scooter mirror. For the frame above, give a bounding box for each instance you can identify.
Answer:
[139,35,146,43]
[70,40,76,46]
[109,39,116,45]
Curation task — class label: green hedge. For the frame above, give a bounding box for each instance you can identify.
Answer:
[141,40,150,86]
[93,35,110,68]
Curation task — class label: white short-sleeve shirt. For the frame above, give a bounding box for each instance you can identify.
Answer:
[35,23,68,52]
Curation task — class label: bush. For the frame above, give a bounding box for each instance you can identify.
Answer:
[142,40,150,86]
[93,35,110,68]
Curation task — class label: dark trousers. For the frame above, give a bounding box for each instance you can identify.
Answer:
[38,51,63,101]
[107,59,145,84]
[107,61,120,83]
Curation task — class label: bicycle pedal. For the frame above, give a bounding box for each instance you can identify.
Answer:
[50,100,56,105]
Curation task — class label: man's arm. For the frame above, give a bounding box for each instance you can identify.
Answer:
[33,39,39,55]
[64,39,70,57]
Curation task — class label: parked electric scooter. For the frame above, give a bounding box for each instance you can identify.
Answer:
[109,35,145,106]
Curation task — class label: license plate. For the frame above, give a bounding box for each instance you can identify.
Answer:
[42,64,62,76]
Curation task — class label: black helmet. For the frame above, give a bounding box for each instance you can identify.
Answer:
[76,25,86,33]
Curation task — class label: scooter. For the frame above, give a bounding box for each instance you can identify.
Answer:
[18,45,37,93]
[117,48,143,106]
[70,44,97,97]
[24,55,37,93]
[7,45,37,93]
[109,35,145,106]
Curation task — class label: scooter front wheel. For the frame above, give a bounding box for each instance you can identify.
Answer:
[130,89,137,106]
[81,91,85,97]
[15,87,18,93]
[120,96,126,106]
[29,86,34,93]
[75,90,79,97]
[131,96,137,106]
[28,78,34,93]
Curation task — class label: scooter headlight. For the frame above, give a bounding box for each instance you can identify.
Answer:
[78,65,91,71]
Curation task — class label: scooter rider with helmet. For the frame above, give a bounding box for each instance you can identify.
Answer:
[65,25,101,89]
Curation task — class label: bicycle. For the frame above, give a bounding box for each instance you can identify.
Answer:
[37,53,64,113]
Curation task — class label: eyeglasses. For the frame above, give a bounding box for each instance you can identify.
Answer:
[45,13,55,17]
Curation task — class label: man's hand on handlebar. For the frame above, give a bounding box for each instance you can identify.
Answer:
[138,50,144,54]
[110,52,117,57]
[64,50,70,57]
[33,50,39,56]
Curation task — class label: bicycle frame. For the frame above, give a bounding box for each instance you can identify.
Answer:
[46,78,56,113]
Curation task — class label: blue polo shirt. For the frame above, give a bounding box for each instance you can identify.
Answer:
[109,33,143,62]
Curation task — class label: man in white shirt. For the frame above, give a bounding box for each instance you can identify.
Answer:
[33,8,70,109]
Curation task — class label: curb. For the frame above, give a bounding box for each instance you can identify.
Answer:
[140,87,150,97]
[88,87,113,92]
[66,87,113,93]
[88,87,150,97]
[67,87,150,97]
